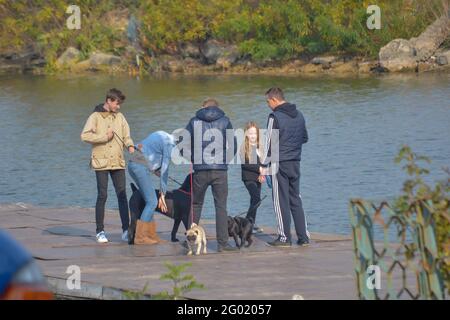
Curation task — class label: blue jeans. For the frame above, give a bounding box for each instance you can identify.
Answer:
[128,161,157,222]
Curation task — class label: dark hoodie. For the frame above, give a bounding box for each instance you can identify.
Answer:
[93,104,106,112]
[269,102,308,162]
[185,106,237,171]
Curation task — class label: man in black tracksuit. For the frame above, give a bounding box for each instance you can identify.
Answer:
[185,98,238,252]
[261,87,310,247]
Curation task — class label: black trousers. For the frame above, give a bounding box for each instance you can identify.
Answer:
[95,169,129,234]
[271,161,309,243]
[191,170,229,246]
[243,180,261,223]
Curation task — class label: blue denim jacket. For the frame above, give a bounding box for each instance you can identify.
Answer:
[136,131,175,194]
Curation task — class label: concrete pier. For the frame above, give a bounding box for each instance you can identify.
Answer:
[0,203,356,300]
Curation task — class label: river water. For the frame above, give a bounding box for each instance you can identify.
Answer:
[0,73,449,235]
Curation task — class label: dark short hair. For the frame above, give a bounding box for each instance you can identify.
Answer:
[265,87,285,100]
[202,98,219,107]
[106,88,126,103]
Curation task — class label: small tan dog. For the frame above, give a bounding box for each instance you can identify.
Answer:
[185,223,207,255]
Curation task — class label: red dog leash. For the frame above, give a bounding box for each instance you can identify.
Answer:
[190,163,194,225]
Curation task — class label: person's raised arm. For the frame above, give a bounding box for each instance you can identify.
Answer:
[121,115,135,153]
[159,143,173,195]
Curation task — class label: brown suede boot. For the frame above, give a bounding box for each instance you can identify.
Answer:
[135,220,158,245]
[148,220,167,243]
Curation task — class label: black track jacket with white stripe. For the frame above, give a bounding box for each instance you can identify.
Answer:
[261,102,308,166]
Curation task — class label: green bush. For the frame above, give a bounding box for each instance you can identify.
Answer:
[153,262,205,300]
[122,261,205,300]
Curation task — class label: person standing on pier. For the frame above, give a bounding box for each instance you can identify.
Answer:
[184,98,238,252]
[240,121,265,233]
[81,88,135,244]
[260,87,310,247]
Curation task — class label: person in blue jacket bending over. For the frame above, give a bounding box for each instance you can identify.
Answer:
[128,131,175,245]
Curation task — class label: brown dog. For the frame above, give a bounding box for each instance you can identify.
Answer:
[185,223,207,255]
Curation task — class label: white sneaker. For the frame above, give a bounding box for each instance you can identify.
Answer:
[96,231,108,243]
[253,225,264,233]
[121,230,128,242]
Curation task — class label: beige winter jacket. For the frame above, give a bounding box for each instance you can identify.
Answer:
[81,110,134,171]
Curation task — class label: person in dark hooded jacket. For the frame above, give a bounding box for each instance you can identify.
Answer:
[260,87,310,247]
[184,98,238,252]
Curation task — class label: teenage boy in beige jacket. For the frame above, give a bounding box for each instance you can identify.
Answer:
[81,88,135,243]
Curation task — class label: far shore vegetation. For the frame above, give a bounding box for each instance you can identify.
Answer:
[1,0,449,70]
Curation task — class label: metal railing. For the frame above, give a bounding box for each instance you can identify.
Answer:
[349,199,447,299]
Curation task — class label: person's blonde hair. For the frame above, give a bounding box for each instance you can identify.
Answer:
[240,121,263,163]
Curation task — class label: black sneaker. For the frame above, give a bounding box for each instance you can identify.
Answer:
[297,239,310,246]
[267,238,292,247]
[217,244,239,252]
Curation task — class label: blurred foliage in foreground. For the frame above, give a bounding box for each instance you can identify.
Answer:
[394,145,450,295]
[123,262,205,300]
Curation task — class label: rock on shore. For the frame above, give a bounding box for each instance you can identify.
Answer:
[380,16,450,72]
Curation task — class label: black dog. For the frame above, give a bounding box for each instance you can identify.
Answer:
[128,174,192,244]
[227,216,254,248]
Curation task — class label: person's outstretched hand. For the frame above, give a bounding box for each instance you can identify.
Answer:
[158,193,168,213]
[259,166,269,176]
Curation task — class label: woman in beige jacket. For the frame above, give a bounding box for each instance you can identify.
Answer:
[81,88,135,243]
